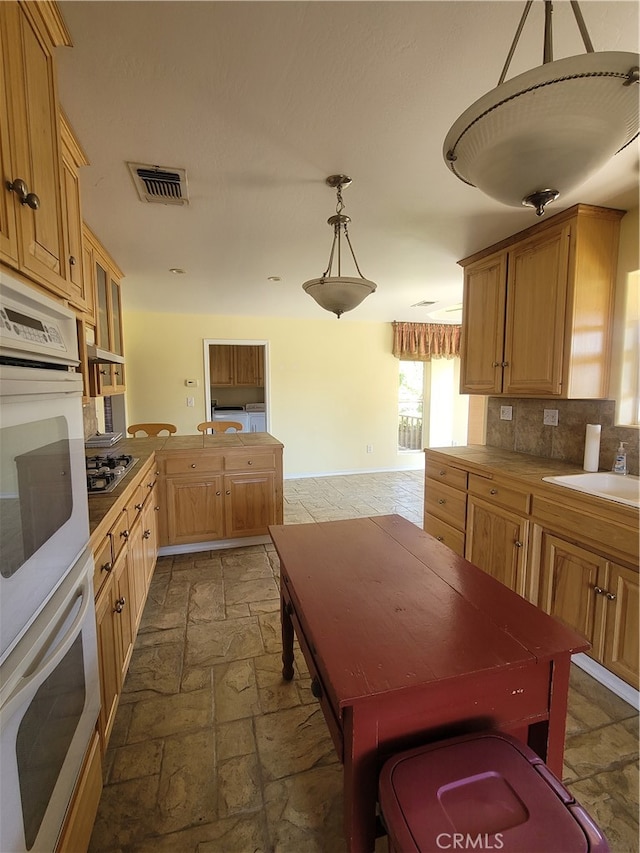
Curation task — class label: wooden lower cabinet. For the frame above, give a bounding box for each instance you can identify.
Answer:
[56,729,102,853]
[537,532,639,689]
[466,497,528,596]
[158,443,283,547]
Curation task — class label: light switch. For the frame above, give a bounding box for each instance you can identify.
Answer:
[186,396,195,407]
[185,379,199,387]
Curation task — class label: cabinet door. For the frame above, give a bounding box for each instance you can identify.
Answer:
[223,471,276,538]
[537,533,605,649]
[234,345,260,385]
[142,487,159,586]
[60,151,85,306]
[3,2,66,290]
[503,225,569,395]
[114,550,135,680]
[602,563,639,689]
[128,519,147,632]
[94,571,121,749]
[460,251,507,394]
[0,8,18,265]
[165,476,225,544]
[465,497,528,595]
[210,345,234,385]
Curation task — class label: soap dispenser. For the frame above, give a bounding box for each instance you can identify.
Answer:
[612,442,627,475]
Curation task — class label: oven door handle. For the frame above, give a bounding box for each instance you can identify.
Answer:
[0,578,92,719]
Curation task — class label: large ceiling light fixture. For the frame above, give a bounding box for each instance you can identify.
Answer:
[302,175,377,319]
[443,1,639,216]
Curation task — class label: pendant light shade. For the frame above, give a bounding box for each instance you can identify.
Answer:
[443,2,639,216]
[302,175,377,318]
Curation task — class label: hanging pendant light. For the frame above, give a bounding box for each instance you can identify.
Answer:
[443,1,639,216]
[302,175,377,318]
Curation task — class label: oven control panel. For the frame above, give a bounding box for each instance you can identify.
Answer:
[0,306,66,349]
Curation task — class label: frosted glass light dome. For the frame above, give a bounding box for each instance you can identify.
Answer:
[444,51,639,215]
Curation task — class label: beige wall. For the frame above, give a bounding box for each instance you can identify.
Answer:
[123,313,423,477]
[610,205,639,425]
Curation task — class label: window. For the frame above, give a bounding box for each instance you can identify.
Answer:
[398,359,470,452]
[398,362,424,451]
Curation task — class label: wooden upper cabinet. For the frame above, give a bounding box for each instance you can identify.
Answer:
[210,344,264,386]
[59,113,90,311]
[459,204,624,398]
[0,2,70,293]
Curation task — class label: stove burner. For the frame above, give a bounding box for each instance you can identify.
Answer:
[86,453,138,493]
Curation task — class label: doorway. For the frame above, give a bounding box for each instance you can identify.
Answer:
[203,339,269,429]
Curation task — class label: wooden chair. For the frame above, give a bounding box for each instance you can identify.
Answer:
[197,421,244,434]
[127,423,177,437]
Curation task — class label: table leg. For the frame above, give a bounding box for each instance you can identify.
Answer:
[545,654,571,776]
[342,706,379,853]
[281,591,294,681]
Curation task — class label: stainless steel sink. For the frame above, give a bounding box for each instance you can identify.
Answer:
[542,472,640,508]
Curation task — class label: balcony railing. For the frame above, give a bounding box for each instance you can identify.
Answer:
[398,414,423,451]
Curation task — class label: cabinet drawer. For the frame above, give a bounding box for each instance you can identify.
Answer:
[164,453,224,476]
[424,480,467,531]
[425,459,468,491]
[92,536,113,598]
[424,514,465,557]
[225,450,276,471]
[468,474,530,514]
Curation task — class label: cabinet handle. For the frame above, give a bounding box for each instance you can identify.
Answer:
[143,529,151,539]
[490,488,498,495]
[438,498,446,505]
[100,369,109,376]
[605,591,617,601]
[135,503,143,511]
[147,482,154,489]
[6,178,40,210]
[216,490,221,496]
[69,255,77,266]
[436,535,444,542]
[114,597,126,613]
[191,463,197,468]
[101,561,113,573]
[492,361,500,367]
[226,490,231,495]
[514,540,523,548]
[154,505,160,511]
[121,529,129,539]
[593,586,605,595]
[439,470,446,476]
[310,678,323,699]
[247,460,253,465]
[501,361,509,367]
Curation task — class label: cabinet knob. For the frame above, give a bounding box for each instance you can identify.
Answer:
[121,529,129,539]
[226,490,231,496]
[101,561,113,573]
[114,597,126,613]
[247,460,253,465]
[490,488,498,495]
[439,470,446,476]
[7,178,40,209]
[501,361,509,367]
[514,540,523,548]
[191,463,197,468]
[135,503,143,511]
[69,255,77,266]
[147,482,154,489]
[436,535,444,542]
[154,505,160,511]
[605,591,617,601]
[143,529,151,539]
[216,490,221,496]
[438,498,446,505]
[492,361,500,368]
[100,369,109,375]
[594,585,605,595]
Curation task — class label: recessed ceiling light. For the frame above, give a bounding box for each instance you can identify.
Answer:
[169,268,186,275]
[267,276,282,282]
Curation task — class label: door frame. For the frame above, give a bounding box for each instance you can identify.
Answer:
[203,339,270,429]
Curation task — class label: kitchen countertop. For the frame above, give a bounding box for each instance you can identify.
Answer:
[87,432,283,539]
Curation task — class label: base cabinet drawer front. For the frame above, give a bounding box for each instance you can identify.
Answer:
[425,458,468,491]
[424,514,465,557]
[468,473,530,515]
[225,449,277,471]
[466,497,528,595]
[92,535,113,598]
[224,471,277,538]
[424,479,467,531]
[603,564,640,689]
[164,453,224,476]
[165,476,225,544]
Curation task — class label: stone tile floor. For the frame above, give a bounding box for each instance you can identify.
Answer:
[89,471,639,852]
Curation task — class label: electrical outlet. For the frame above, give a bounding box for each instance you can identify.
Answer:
[543,408,559,426]
[500,406,513,421]
[186,396,195,407]
[366,444,373,453]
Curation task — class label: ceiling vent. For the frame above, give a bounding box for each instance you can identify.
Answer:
[411,300,436,308]
[127,162,189,205]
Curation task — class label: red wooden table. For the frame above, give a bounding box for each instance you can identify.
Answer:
[269,514,589,853]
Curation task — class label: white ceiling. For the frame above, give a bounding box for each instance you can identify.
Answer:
[56,1,640,323]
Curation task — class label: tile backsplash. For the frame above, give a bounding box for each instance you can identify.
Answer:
[486,398,639,476]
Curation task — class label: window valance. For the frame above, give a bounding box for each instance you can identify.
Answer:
[392,322,461,361]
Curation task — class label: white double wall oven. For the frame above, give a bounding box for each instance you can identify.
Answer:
[0,272,99,853]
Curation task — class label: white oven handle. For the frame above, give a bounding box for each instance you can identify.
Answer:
[0,577,91,721]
